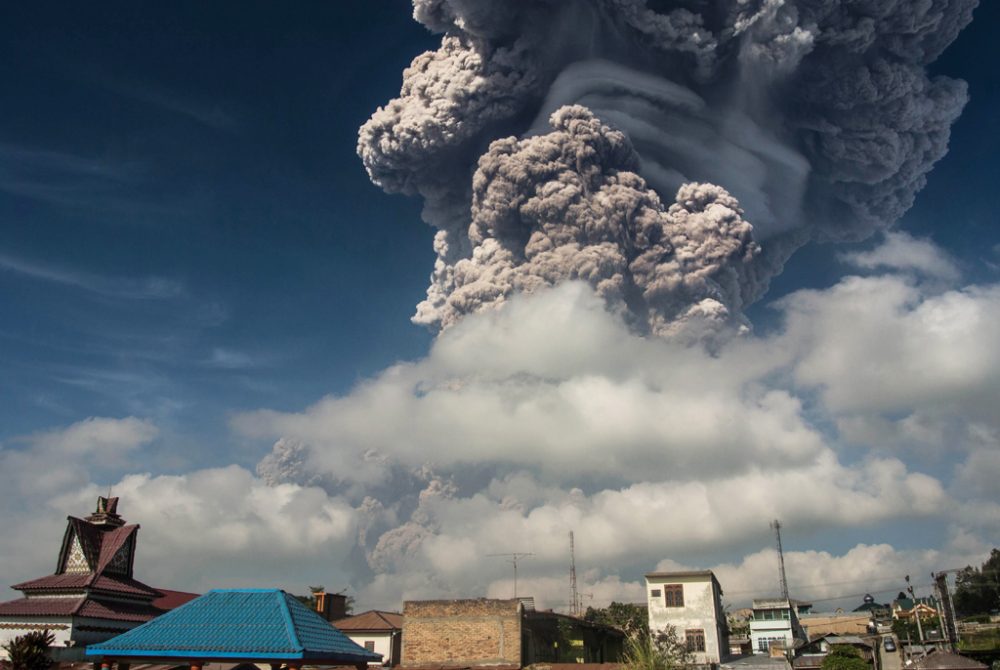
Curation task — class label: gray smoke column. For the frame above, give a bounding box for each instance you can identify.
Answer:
[359,0,976,335]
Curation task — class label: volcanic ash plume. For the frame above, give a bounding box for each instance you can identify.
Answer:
[434,105,758,336]
[359,0,977,336]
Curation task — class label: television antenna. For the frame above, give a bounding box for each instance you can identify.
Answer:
[487,552,534,599]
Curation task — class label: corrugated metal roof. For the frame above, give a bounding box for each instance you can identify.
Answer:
[86,589,381,662]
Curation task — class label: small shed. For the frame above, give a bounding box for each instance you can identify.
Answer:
[86,589,382,670]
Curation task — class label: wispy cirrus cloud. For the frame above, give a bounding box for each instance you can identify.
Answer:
[0,252,183,300]
[108,79,243,132]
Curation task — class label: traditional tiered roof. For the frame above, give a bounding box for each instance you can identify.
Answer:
[0,498,189,633]
[87,589,382,665]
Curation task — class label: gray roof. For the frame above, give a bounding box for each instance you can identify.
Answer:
[912,651,988,670]
[645,569,717,579]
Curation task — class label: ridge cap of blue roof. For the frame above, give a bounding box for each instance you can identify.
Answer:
[277,590,304,652]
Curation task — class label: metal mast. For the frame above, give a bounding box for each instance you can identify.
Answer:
[487,552,534,599]
[771,519,790,600]
[569,531,580,616]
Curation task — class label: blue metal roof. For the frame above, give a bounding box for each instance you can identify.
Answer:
[86,589,381,662]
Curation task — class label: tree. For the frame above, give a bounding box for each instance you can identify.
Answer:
[584,602,649,640]
[2,630,55,670]
[622,625,693,670]
[820,645,868,670]
[954,549,1000,618]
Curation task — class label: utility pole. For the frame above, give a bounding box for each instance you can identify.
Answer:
[906,575,926,657]
[488,552,533,599]
[569,531,580,616]
[771,519,790,601]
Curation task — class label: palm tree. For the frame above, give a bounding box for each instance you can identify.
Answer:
[2,630,55,670]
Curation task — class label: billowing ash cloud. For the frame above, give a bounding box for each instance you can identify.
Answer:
[358,0,976,334]
[435,105,759,336]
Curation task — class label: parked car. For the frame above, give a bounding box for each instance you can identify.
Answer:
[883,636,897,652]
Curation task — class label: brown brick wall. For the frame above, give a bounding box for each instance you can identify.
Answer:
[402,598,522,666]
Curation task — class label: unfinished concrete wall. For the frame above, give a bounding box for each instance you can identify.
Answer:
[402,598,522,666]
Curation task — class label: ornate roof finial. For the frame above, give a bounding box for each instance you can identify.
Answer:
[86,496,125,527]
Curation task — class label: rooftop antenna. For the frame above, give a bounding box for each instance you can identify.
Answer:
[487,552,533,599]
[569,531,580,616]
[770,519,790,601]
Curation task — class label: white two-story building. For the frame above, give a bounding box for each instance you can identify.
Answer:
[749,598,807,656]
[646,570,729,669]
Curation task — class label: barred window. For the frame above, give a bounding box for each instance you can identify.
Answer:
[664,584,684,607]
[686,629,705,652]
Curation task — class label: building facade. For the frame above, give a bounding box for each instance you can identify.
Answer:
[401,598,623,668]
[646,570,729,667]
[335,610,403,666]
[749,598,806,656]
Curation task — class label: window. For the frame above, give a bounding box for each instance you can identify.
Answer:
[686,629,705,652]
[364,641,376,652]
[757,637,784,653]
[664,584,684,607]
[650,589,662,598]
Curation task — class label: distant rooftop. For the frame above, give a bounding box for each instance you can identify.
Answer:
[645,569,717,579]
[334,610,402,633]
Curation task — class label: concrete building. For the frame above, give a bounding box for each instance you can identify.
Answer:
[335,610,403,666]
[749,599,806,656]
[646,570,728,668]
[401,597,624,668]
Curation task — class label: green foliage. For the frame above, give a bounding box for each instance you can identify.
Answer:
[2,630,55,670]
[891,618,922,642]
[958,628,1000,652]
[954,548,1000,618]
[960,614,992,624]
[622,625,693,670]
[820,645,868,670]
[584,602,649,640]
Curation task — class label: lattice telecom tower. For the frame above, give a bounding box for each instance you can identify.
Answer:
[771,519,790,600]
[569,531,580,616]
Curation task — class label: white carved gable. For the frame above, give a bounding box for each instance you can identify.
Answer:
[64,535,89,573]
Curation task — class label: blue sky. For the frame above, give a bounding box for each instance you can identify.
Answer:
[1,1,998,610]
[1,3,442,462]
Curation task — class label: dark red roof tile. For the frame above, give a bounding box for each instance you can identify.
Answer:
[13,573,89,591]
[151,589,199,611]
[13,573,160,598]
[0,597,80,616]
[0,596,161,623]
[75,599,162,622]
